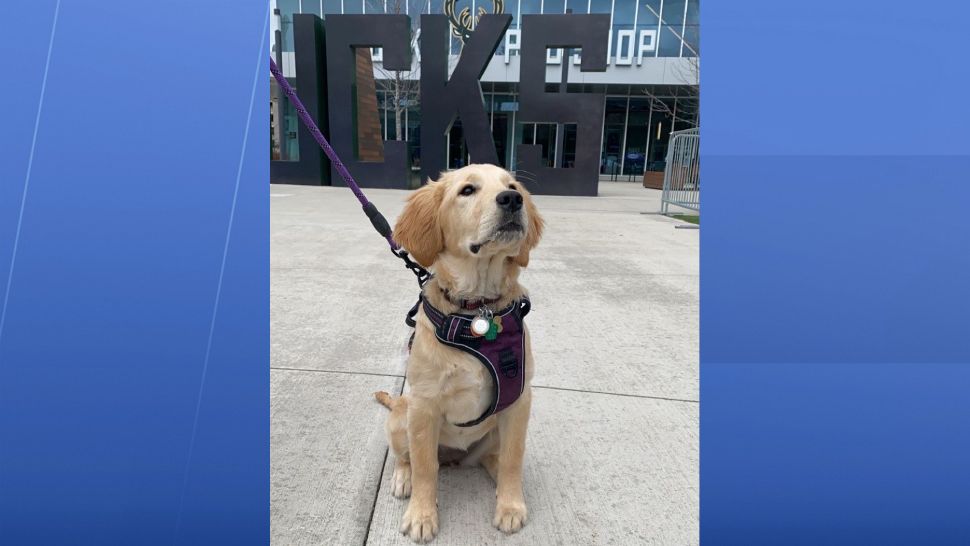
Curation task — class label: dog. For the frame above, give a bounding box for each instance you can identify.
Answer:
[373,164,544,543]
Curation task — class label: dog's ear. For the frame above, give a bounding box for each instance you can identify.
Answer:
[512,188,544,268]
[394,180,444,268]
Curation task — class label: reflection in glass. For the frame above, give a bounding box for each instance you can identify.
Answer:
[658,0,686,57]
[271,81,301,162]
[623,98,650,175]
[278,0,300,52]
[601,97,626,174]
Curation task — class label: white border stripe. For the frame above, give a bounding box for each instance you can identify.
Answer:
[172,5,270,542]
[0,0,61,353]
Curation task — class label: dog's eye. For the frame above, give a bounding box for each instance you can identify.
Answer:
[459,184,476,196]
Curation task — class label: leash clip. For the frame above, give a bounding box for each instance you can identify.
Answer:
[392,248,431,288]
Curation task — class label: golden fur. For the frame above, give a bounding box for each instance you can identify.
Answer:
[375,164,543,542]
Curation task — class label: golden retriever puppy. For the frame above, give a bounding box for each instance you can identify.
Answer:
[374,164,543,543]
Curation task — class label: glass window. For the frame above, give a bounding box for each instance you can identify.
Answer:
[492,0,519,55]
[636,0,661,59]
[561,124,577,168]
[539,0,565,59]
[377,91,387,140]
[658,0,686,56]
[543,0,565,14]
[449,0,474,54]
[672,94,698,131]
[496,96,519,112]
[386,109,398,142]
[344,0,364,13]
[588,0,610,13]
[323,0,342,14]
[534,123,556,167]
[622,98,650,175]
[601,97,626,174]
[409,136,421,172]
[364,0,385,13]
[489,94,515,168]
[519,0,540,16]
[641,0,662,22]
[278,0,300,52]
[514,123,556,168]
[647,97,675,169]
[611,0,635,58]
[271,96,281,160]
[449,120,468,168]
[682,0,699,56]
[660,0,686,26]
[522,124,535,146]
[506,0,520,28]
[565,0,587,14]
[407,93,421,141]
[301,0,323,16]
[407,0,425,14]
[271,83,301,161]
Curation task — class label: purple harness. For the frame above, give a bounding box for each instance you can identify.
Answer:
[413,296,531,427]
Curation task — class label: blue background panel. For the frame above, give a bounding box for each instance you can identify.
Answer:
[703,155,970,364]
[703,0,970,543]
[702,1,970,157]
[0,1,269,544]
[703,362,970,545]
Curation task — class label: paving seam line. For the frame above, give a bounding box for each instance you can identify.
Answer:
[532,384,698,404]
[362,376,406,545]
[270,367,405,379]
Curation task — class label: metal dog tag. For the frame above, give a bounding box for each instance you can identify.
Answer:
[471,316,491,336]
[471,306,494,337]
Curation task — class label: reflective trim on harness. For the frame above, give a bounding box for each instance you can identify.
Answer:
[409,296,531,427]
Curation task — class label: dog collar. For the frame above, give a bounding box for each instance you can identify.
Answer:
[440,287,504,311]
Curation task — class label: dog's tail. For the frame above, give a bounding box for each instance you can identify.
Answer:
[374,391,395,410]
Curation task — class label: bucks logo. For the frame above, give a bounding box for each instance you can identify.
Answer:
[443,0,505,46]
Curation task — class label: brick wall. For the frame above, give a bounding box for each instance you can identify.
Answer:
[354,48,384,162]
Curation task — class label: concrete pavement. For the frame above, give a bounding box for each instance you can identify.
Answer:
[271,181,698,545]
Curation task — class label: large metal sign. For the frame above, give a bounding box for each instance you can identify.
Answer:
[420,15,511,184]
[281,13,611,195]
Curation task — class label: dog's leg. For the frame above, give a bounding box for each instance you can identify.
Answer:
[480,452,500,483]
[385,395,412,499]
[493,388,532,534]
[460,429,499,481]
[400,398,440,543]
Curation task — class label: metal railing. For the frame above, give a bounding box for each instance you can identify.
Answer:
[661,128,699,214]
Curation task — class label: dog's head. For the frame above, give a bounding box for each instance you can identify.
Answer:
[393,164,544,269]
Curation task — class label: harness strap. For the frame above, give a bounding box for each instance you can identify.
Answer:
[417,296,530,427]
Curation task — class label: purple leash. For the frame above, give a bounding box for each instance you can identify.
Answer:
[270,57,430,285]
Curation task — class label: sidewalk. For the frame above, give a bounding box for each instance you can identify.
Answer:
[271,181,698,545]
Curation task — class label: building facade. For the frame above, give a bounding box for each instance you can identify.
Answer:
[270,0,699,187]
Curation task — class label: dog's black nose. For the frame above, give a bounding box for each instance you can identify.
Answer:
[496,190,523,212]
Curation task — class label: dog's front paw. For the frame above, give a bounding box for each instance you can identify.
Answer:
[493,501,528,534]
[391,463,412,498]
[400,502,439,543]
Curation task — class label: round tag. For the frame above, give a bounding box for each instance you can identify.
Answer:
[471,317,491,336]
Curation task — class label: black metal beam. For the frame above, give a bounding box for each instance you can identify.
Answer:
[517,14,610,196]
